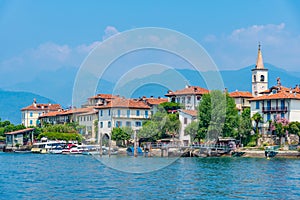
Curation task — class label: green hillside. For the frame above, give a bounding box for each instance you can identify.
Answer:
[0,89,55,124]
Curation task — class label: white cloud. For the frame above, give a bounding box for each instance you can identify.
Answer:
[102,26,119,41]
[203,23,300,71]
[0,26,120,86]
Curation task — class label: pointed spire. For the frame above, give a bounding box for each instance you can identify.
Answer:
[255,42,264,69]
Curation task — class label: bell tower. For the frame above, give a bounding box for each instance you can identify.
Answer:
[252,43,268,97]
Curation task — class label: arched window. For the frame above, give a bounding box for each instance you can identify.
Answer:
[260,75,265,82]
[253,75,256,82]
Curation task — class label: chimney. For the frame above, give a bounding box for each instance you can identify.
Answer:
[194,87,197,92]
[33,98,37,107]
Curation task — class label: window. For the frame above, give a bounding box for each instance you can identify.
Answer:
[100,122,103,128]
[182,97,185,104]
[126,121,131,127]
[184,118,187,125]
[135,121,142,127]
[116,121,122,127]
[108,121,111,128]
[256,101,260,109]
[267,113,271,121]
[260,75,265,82]
[117,110,121,117]
[108,109,111,116]
[100,110,103,116]
[187,96,191,104]
[30,120,33,125]
[253,75,256,82]
[127,110,130,118]
[281,113,285,118]
[145,110,148,118]
[38,112,41,116]
[136,110,140,116]
[281,100,285,109]
[30,112,33,117]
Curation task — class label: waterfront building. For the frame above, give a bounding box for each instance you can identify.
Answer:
[95,97,151,142]
[76,109,99,143]
[139,96,168,115]
[83,93,118,107]
[250,79,300,134]
[39,107,93,125]
[21,99,61,127]
[252,43,268,97]
[5,128,35,147]
[165,85,209,110]
[229,91,253,113]
[178,109,197,146]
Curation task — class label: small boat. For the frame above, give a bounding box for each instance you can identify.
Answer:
[49,146,63,154]
[126,146,143,156]
[265,146,278,158]
[14,150,31,153]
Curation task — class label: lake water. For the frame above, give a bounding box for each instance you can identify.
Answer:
[1,152,300,199]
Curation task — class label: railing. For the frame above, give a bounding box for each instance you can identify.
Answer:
[262,106,287,113]
[150,142,229,150]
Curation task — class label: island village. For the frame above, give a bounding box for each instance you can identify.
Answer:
[2,44,300,158]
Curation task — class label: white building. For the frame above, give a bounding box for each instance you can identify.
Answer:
[229,91,253,113]
[21,99,61,127]
[250,81,300,134]
[178,109,197,146]
[165,85,209,110]
[96,98,151,141]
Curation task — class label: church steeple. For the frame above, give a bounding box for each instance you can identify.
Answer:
[255,42,264,69]
[252,43,268,97]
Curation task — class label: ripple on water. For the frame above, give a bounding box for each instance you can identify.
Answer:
[1,154,300,199]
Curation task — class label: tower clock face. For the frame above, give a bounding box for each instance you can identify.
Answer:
[261,86,265,89]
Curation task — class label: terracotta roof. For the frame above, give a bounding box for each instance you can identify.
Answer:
[88,94,118,99]
[21,103,61,111]
[95,98,150,109]
[229,91,253,98]
[144,98,168,105]
[250,91,300,101]
[5,128,35,135]
[76,110,99,116]
[39,107,95,118]
[180,109,198,117]
[165,86,209,96]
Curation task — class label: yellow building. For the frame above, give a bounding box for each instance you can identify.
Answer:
[21,99,61,127]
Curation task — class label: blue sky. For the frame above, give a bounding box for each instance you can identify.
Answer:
[0,0,300,88]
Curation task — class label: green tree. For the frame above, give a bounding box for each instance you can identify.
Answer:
[252,112,263,134]
[288,122,300,144]
[184,121,199,142]
[160,102,182,112]
[238,108,253,146]
[138,106,180,141]
[111,127,131,147]
[198,90,238,142]
[223,93,239,138]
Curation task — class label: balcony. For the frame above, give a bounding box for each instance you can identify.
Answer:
[262,106,287,113]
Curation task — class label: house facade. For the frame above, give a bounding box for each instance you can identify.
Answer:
[178,109,197,146]
[250,81,300,134]
[21,99,61,127]
[165,85,209,110]
[229,91,253,113]
[96,98,151,142]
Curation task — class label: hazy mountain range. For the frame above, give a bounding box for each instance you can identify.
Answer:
[1,63,299,124]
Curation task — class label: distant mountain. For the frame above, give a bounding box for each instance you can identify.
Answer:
[2,63,299,120]
[112,63,300,98]
[0,90,55,124]
[6,67,114,107]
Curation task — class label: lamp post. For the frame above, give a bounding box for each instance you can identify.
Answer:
[134,129,137,157]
